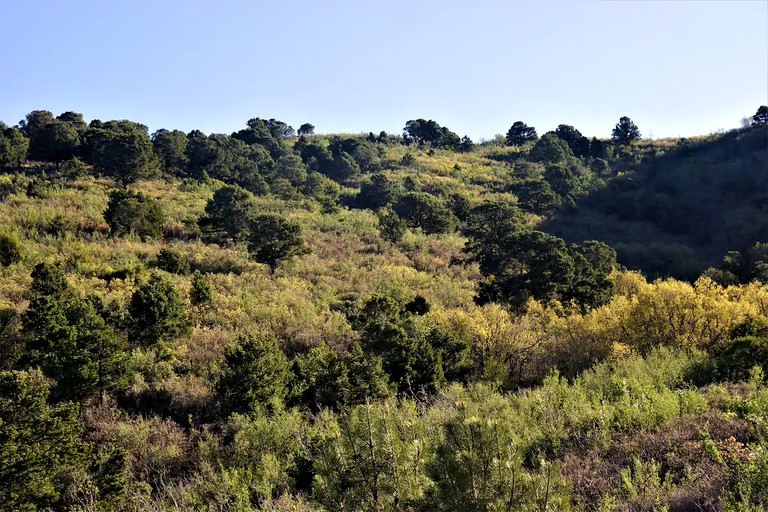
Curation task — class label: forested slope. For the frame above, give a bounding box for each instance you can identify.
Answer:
[544,125,768,279]
[1,109,768,510]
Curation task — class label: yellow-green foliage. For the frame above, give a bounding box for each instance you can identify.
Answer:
[2,174,767,381]
[426,271,768,387]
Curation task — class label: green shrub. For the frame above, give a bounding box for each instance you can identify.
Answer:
[189,270,213,307]
[26,178,52,199]
[0,232,23,267]
[104,189,165,239]
[155,247,191,275]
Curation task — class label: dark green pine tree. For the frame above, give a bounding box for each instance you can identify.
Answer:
[103,189,165,240]
[753,105,768,125]
[611,116,641,145]
[22,263,130,402]
[129,272,193,352]
[216,333,291,416]
[0,127,29,171]
[0,369,89,510]
[198,184,258,243]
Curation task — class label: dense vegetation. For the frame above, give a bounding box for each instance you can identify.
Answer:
[0,107,767,511]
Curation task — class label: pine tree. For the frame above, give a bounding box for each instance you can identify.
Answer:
[217,333,291,416]
[247,213,309,271]
[611,116,641,145]
[22,263,130,401]
[0,369,88,510]
[129,272,192,349]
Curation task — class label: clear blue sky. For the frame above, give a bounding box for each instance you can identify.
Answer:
[1,0,766,140]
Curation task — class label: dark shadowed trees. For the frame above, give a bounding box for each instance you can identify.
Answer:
[544,164,579,197]
[18,110,55,140]
[0,127,29,171]
[0,369,88,510]
[529,133,572,163]
[86,120,158,184]
[392,192,456,234]
[403,119,461,148]
[129,272,192,350]
[474,229,575,310]
[553,124,584,155]
[27,119,80,167]
[289,342,391,411]
[198,184,258,243]
[355,173,397,210]
[21,263,130,401]
[463,200,523,250]
[152,128,189,177]
[512,179,562,215]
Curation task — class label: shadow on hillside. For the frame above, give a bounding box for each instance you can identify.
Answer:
[540,125,768,280]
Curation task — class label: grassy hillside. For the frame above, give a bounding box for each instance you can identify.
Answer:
[2,112,768,510]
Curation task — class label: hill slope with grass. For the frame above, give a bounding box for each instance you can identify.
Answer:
[1,109,768,510]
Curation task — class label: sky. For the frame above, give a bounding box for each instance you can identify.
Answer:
[1,0,766,140]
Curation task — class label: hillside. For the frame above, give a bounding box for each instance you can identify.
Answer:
[544,125,768,279]
[1,110,768,510]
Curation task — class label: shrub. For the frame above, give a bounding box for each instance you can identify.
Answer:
[103,189,165,239]
[713,336,768,383]
[0,232,23,267]
[26,178,52,199]
[189,271,213,308]
[155,248,191,275]
[377,208,406,243]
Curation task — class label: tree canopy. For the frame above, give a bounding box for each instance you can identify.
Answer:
[505,121,538,146]
[198,184,258,243]
[86,120,159,184]
[611,116,641,145]
[0,369,88,510]
[247,213,309,270]
[753,105,768,125]
[403,119,460,148]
